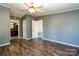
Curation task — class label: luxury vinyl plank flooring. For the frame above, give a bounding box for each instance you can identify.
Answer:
[0,38,79,56]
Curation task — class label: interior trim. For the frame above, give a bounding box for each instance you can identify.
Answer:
[42,38,79,48]
[0,43,10,46]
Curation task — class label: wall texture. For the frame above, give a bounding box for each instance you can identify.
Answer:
[39,10,79,46]
[0,5,10,45]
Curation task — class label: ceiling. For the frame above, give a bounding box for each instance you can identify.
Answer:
[0,3,79,17]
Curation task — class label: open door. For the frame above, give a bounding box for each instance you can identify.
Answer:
[32,20,43,38]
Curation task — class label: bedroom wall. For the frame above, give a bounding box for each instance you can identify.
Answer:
[38,9,79,46]
[0,5,10,45]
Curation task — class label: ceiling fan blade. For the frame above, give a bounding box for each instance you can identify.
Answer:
[24,3,30,9]
[35,8,42,12]
[25,7,29,9]
[32,4,42,8]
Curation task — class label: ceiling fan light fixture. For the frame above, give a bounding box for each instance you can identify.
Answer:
[28,8,35,13]
[24,3,42,13]
[35,8,41,12]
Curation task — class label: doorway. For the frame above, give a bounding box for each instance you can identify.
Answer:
[32,19,43,38]
[10,19,19,38]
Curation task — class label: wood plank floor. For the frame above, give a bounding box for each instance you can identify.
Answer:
[0,38,79,56]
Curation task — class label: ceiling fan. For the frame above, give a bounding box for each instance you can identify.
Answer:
[24,3,42,13]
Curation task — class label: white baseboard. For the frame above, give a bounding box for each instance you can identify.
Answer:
[0,43,10,46]
[42,38,79,48]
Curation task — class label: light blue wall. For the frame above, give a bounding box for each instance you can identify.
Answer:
[39,10,79,46]
[0,5,10,45]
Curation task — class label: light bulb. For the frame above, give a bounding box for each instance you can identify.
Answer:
[28,8,35,13]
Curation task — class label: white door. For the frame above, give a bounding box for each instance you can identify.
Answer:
[32,20,38,38]
[32,20,43,38]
